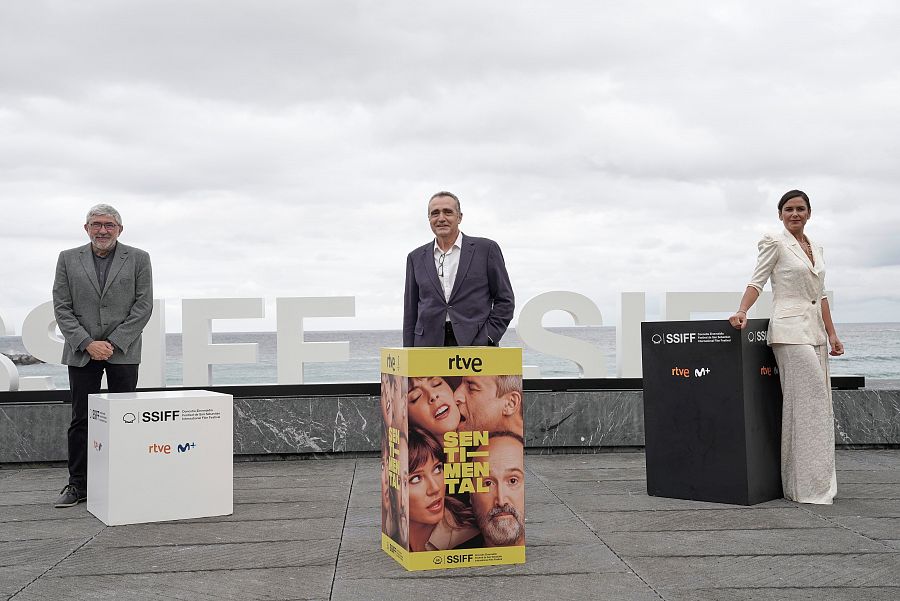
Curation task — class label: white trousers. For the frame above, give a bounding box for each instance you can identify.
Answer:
[771,343,838,504]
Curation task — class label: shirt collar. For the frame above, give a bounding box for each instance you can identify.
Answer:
[433,232,463,257]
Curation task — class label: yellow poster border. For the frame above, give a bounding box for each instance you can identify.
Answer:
[381,347,522,377]
[381,533,525,571]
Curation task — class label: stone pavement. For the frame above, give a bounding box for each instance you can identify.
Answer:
[2,449,899,601]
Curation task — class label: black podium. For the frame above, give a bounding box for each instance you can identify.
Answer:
[641,319,783,505]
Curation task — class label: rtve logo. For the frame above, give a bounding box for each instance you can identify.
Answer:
[760,366,780,376]
[448,354,483,372]
[148,441,197,455]
[671,367,712,378]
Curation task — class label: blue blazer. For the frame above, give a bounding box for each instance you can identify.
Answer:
[403,235,514,347]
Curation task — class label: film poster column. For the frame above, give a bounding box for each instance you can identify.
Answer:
[380,346,525,571]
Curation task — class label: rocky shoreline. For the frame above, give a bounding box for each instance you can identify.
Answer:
[1,352,43,366]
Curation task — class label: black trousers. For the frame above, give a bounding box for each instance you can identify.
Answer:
[67,361,139,490]
[443,322,458,346]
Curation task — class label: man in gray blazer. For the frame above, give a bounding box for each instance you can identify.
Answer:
[52,204,153,507]
[403,191,514,347]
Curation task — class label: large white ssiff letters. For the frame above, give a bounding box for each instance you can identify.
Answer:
[1,290,816,390]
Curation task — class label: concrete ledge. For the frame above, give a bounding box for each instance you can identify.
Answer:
[2,388,898,463]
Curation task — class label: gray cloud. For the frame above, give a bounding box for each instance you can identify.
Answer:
[1,1,899,331]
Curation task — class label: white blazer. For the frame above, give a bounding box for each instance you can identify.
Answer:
[748,228,827,346]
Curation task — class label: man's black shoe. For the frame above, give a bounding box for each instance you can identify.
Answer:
[54,485,86,508]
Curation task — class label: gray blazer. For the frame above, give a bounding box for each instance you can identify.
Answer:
[52,242,153,366]
[403,234,514,347]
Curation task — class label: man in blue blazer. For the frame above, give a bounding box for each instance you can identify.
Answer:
[403,191,514,347]
[52,204,153,507]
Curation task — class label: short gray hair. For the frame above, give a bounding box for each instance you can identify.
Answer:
[86,204,123,226]
[429,191,461,214]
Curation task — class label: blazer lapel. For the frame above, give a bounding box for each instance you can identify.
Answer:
[423,243,443,297]
[449,236,475,301]
[807,235,825,277]
[782,229,816,274]
[102,245,129,297]
[78,244,102,295]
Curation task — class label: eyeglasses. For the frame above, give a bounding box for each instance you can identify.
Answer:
[438,253,446,277]
[88,222,120,231]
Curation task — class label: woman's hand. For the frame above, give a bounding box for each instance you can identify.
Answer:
[729,310,748,329]
[829,333,844,356]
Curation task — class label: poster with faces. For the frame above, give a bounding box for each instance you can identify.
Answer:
[380,347,525,571]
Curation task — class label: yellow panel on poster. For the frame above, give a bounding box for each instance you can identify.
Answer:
[381,347,523,377]
[382,534,525,570]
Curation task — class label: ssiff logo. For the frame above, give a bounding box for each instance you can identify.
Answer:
[651,334,663,344]
[748,331,768,342]
[665,333,696,344]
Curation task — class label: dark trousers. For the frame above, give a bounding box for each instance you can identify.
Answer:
[443,322,458,346]
[67,361,139,491]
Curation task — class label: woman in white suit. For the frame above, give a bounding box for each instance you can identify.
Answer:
[729,190,844,504]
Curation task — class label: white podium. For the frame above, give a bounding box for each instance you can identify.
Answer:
[87,390,233,525]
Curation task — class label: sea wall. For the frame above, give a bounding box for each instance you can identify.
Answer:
[1,386,897,463]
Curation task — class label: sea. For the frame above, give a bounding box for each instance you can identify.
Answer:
[3,324,900,389]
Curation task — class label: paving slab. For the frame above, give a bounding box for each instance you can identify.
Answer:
[87,517,345,547]
[602,527,893,556]
[11,567,333,601]
[658,586,900,601]
[0,565,48,599]
[233,474,354,490]
[577,507,833,532]
[824,516,900,540]
[559,492,790,512]
[1,538,90,568]
[50,539,339,577]
[331,572,659,601]
[193,500,346,521]
[530,466,646,481]
[838,470,900,484]
[835,483,900,499]
[235,485,351,504]
[803,498,900,517]
[1,448,899,601]
[627,553,900,589]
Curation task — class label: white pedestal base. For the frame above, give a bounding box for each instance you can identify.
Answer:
[87,390,233,525]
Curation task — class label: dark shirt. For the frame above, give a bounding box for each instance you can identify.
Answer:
[78,243,117,352]
[92,243,117,292]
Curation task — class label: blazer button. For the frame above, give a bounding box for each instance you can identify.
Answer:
[811,300,816,304]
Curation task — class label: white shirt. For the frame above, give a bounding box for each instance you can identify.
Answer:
[433,232,463,308]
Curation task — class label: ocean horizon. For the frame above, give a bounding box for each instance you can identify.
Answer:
[3,323,900,389]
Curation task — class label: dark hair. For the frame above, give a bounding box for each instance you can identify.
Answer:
[778,190,810,212]
[429,191,461,214]
[408,426,476,529]
[408,426,445,473]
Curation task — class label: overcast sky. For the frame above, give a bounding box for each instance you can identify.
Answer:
[2,1,899,334]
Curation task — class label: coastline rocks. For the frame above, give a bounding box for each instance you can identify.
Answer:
[1,352,43,365]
